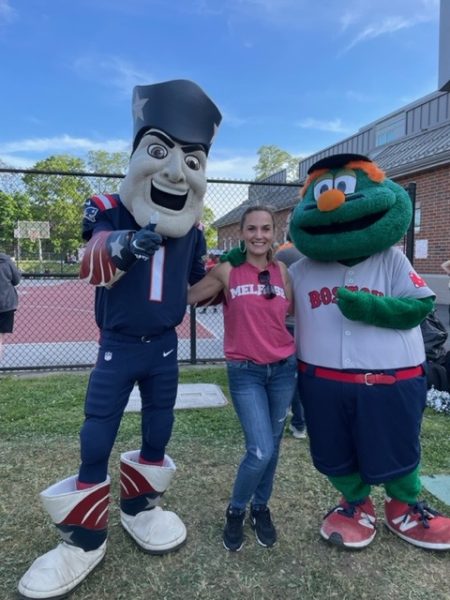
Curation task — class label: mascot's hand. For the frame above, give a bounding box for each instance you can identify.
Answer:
[219,246,246,267]
[337,288,373,322]
[337,287,435,329]
[130,223,163,260]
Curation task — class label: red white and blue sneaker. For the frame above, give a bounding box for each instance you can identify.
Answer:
[384,497,450,550]
[320,497,377,549]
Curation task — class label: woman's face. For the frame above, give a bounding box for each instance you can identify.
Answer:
[241,210,275,258]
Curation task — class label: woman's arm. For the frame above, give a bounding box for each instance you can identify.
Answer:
[277,260,293,306]
[187,262,229,305]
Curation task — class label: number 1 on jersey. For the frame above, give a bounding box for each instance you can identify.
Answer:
[149,247,165,301]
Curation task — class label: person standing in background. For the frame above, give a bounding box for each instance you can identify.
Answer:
[275,233,307,439]
[441,259,450,325]
[0,252,21,359]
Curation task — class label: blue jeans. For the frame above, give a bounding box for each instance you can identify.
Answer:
[286,324,305,431]
[291,379,306,430]
[226,355,297,510]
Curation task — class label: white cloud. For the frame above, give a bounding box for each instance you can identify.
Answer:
[0,135,130,160]
[207,154,256,180]
[0,154,35,169]
[339,0,438,52]
[295,118,351,134]
[72,55,155,96]
[0,0,15,23]
[188,0,439,34]
[222,110,248,127]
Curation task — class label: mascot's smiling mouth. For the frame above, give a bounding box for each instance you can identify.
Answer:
[151,181,188,212]
[304,210,388,235]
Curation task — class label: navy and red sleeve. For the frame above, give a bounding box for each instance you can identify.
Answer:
[80,194,123,286]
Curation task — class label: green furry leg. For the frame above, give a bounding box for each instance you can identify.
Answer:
[384,467,422,504]
[328,473,371,502]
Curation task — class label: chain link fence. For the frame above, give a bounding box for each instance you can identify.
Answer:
[0,168,300,372]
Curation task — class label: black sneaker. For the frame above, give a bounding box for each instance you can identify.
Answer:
[250,505,277,547]
[223,505,245,551]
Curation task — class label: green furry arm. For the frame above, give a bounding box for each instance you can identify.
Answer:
[336,288,435,329]
[219,246,246,267]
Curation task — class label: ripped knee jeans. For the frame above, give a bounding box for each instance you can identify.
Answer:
[226,355,297,509]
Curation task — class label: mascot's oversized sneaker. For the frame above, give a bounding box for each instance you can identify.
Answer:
[120,450,187,553]
[320,497,377,549]
[18,476,110,599]
[384,497,450,550]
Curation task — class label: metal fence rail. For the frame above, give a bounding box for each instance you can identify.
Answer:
[0,168,415,372]
[0,167,298,372]
[1,273,226,372]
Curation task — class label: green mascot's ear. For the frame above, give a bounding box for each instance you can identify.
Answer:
[219,246,246,267]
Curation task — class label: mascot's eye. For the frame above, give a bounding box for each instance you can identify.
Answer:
[334,174,357,195]
[147,144,168,159]
[185,155,200,170]
[313,177,333,201]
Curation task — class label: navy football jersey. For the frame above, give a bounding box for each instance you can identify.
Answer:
[82,194,206,337]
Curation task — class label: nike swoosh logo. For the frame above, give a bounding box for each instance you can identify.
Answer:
[163,349,174,358]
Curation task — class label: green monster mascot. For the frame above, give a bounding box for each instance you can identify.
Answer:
[288,153,450,550]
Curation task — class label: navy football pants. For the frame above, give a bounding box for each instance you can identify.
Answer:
[79,329,178,483]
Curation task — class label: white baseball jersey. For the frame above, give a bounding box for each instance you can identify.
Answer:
[289,247,434,370]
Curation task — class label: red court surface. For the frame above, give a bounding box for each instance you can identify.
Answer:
[9,280,214,344]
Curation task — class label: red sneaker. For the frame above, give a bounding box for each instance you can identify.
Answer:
[384,497,450,550]
[320,497,377,549]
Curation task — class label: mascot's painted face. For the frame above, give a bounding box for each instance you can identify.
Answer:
[119,128,208,238]
[290,156,412,262]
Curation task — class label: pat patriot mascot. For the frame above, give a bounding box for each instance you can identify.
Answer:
[18,80,221,599]
[289,153,450,551]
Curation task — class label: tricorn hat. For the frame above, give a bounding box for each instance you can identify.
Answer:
[307,153,371,174]
[131,79,222,155]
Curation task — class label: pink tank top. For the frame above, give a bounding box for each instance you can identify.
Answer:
[223,261,295,364]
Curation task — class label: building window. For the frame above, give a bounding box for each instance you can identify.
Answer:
[375,114,405,147]
[414,201,421,232]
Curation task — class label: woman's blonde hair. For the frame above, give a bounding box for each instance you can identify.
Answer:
[239,205,276,231]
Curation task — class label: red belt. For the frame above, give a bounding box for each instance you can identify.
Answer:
[298,361,423,386]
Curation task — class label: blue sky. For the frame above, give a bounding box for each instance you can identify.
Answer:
[0,0,440,179]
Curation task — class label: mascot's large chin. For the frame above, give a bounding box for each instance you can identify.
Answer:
[154,209,202,238]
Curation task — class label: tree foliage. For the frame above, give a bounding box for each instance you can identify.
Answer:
[86,150,129,193]
[253,145,300,182]
[202,205,218,249]
[22,155,92,254]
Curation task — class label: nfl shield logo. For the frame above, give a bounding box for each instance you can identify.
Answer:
[104,352,112,361]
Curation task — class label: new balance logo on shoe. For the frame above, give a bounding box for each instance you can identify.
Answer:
[384,497,450,550]
[320,497,377,549]
[391,514,419,532]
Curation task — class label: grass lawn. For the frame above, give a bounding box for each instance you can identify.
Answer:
[1,366,450,600]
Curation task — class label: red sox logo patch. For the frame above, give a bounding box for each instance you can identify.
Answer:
[409,271,427,288]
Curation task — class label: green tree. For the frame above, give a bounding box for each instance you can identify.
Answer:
[202,205,218,250]
[86,150,129,193]
[0,191,33,254]
[22,155,92,256]
[253,145,301,182]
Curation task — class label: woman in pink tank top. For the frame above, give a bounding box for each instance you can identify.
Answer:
[188,205,296,552]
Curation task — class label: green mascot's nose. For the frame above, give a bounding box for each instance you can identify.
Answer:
[317,188,345,212]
